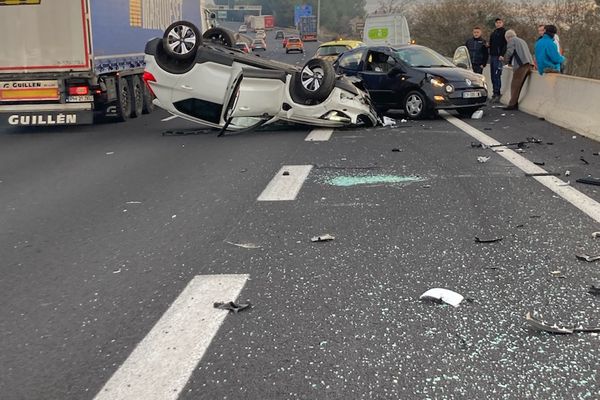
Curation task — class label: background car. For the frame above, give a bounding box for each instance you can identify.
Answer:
[315,39,365,63]
[144,22,378,131]
[275,30,285,39]
[282,34,298,48]
[255,30,266,40]
[251,38,267,51]
[285,37,304,54]
[238,24,247,33]
[235,42,251,53]
[334,45,488,118]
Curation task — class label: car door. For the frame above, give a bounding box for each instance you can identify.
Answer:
[334,47,367,77]
[452,46,472,70]
[357,49,401,106]
[226,68,285,119]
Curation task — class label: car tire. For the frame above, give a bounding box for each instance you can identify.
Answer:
[142,79,155,114]
[203,27,236,48]
[403,90,428,119]
[128,75,144,118]
[457,106,481,117]
[116,77,132,122]
[292,58,336,102]
[163,21,202,60]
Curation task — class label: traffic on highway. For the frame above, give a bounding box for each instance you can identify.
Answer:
[1,2,600,400]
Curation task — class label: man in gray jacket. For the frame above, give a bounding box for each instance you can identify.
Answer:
[503,29,534,110]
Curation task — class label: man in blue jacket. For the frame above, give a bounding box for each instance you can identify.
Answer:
[465,27,488,74]
[535,25,565,75]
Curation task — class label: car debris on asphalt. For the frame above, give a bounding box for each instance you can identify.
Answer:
[580,156,590,165]
[588,285,600,296]
[474,236,503,243]
[525,172,561,177]
[533,161,545,166]
[214,301,252,313]
[382,116,397,127]
[471,109,483,119]
[525,311,600,334]
[576,177,600,186]
[576,253,600,262]
[311,234,335,242]
[477,156,491,163]
[225,241,262,249]
[592,232,600,238]
[420,288,464,308]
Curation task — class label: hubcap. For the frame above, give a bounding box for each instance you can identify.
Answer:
[301,65,324,92]
[406,94,423,116]
[167,25,196,55]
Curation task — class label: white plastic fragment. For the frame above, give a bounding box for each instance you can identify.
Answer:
[400,119,408,123]
[565,170,571,176]
[557,181,570,186]
[225,241,261,249]
[382,116,397,127]
[592,232,600,238]
[477,156,491,163]
[420,288,464,308]
[471,109,483,119]
[311,234,335,242]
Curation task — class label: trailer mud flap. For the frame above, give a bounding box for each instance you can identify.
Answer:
[1,110,93,127]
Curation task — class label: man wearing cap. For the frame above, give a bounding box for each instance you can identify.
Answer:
[503,29,533,110]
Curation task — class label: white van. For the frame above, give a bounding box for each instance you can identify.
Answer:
[362,13,411,47]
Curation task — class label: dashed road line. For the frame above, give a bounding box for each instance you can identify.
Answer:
[442,112,600,223]
[161,115,178,122]
[257,165,313,201]
[305,128,333,141]
[94,274,249,400]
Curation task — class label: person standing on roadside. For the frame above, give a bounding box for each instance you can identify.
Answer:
[465,27,488,74]
[502,30,533,110]
[535,25,565,75]
[488,18,507,102]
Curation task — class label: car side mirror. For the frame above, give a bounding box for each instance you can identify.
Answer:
[456,62,469,69]
[387,66,404,77]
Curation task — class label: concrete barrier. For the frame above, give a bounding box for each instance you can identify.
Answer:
[493,67,600,142]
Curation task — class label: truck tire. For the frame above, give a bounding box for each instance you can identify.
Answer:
[163,21,202,60]
[202,27,236,48]
[128,75,144,118]
[116,77,132,122]
[292,58,336,102]
[142,81,155,114]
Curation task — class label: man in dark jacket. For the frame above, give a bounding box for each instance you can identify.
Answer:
[488,18,507,102]
[465,27,488,74]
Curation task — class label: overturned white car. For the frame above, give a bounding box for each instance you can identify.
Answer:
[143,22,378,133]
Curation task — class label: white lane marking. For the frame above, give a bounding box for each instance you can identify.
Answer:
[257,165,313,201]
[94,274,249,400]
[305,128,333,141]
[161,115,178,122]
[442,112,600,223]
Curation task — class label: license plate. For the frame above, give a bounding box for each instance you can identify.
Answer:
[0,80,59,101]
[463,91,482,98]
[66,95,94,103]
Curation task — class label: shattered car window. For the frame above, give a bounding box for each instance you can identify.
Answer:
[394,47,454,68]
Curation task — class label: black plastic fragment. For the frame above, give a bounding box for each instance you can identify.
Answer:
[580,157,590,165]
[525,172,560,177]
[213,301,251,313]
[533,161,545,166]
[588,286,600,296]
[576,177,600,186]
[475,236,503,243]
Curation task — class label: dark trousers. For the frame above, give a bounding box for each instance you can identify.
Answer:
[508,63,531,106]
[490,56,503,96]
[473,64,484,74]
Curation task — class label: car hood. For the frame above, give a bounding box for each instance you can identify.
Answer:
[414,67,484,86]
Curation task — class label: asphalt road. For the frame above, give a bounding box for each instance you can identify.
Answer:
[1,28,600,400]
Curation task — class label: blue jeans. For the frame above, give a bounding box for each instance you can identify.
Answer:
[490,56,503,96]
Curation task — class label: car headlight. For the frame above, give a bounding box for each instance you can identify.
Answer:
[321,111,351,123]
[430,77,445,88]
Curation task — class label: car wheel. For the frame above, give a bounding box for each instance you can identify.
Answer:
[163,21,201,60]
[128,75,144,118]
[116,77,132,122]
[403,91,428,119]
[202,27,236,48]
[457,106,481,117]
[292,58,336,102]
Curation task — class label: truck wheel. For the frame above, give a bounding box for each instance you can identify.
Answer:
[142,81,155,114]
[116,77,132,122]
[202,28,236,48]
[292,58,336,102]
[128,76,144,118]
[163,21,201,60]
